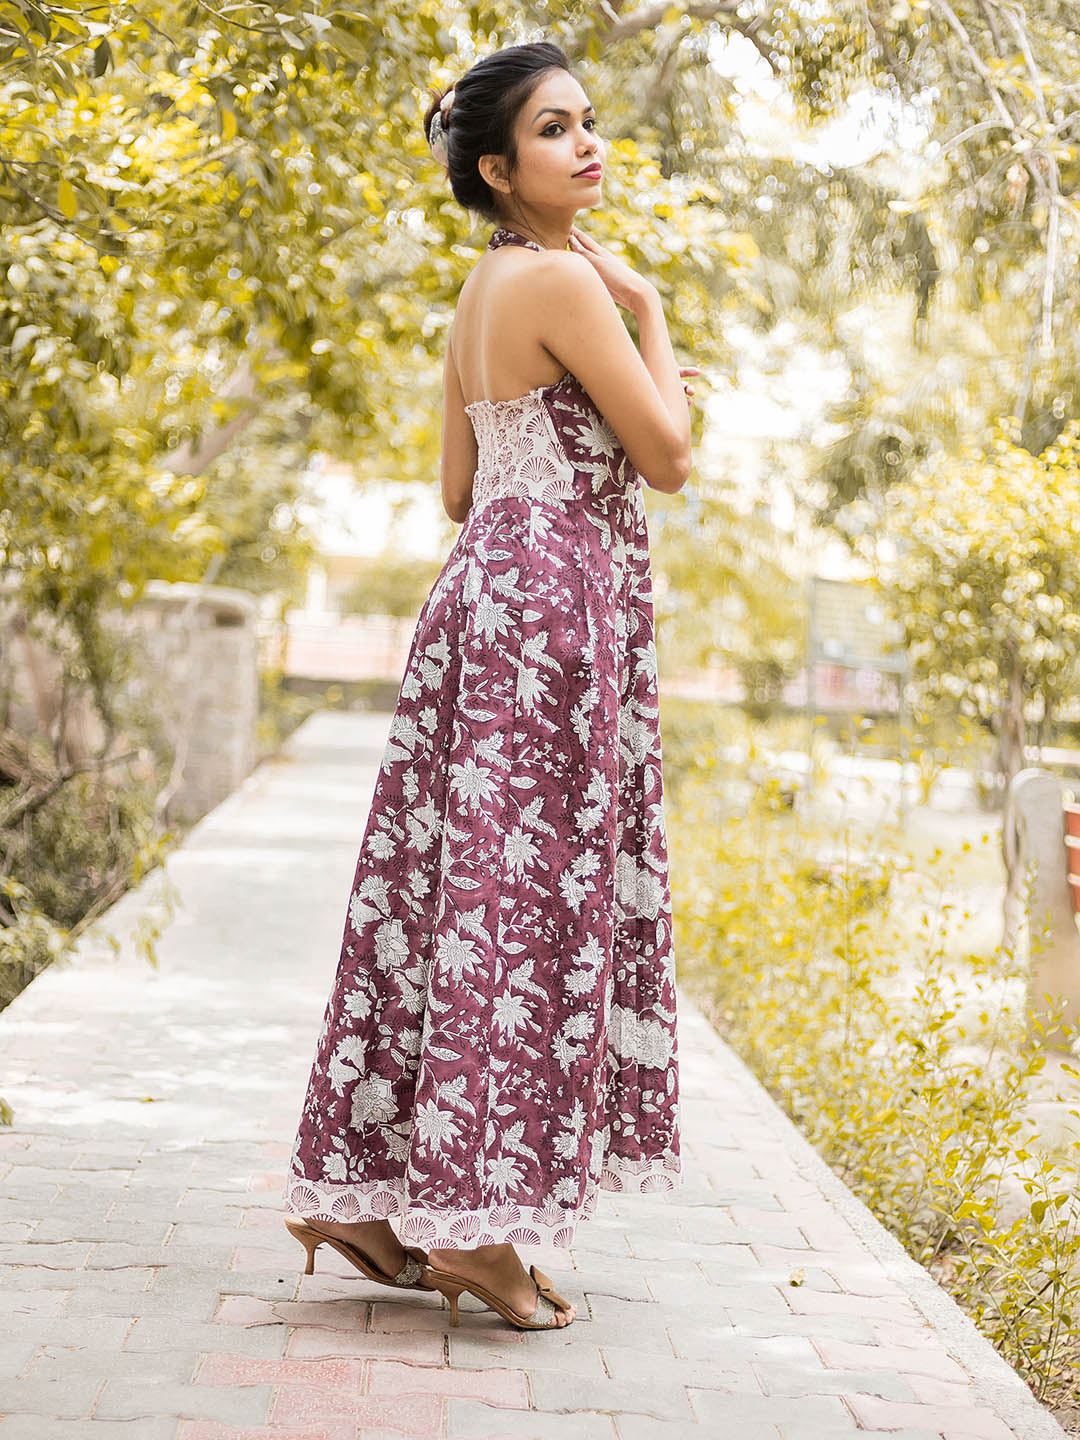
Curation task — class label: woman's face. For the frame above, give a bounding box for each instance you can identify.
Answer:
[487,69,605,216]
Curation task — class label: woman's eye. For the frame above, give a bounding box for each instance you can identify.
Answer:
[542,118,598,136]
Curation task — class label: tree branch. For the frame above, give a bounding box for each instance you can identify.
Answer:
[0,749,139,831]
[1001,1,1063,356]
[573,0,782,76]
[156,360,265,477]
[861,0,909,87]
[641,29,686,119]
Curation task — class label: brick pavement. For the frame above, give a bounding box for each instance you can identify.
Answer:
[0,709,1069,1439]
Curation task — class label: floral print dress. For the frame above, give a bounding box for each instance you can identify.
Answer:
[282,226,681,1249]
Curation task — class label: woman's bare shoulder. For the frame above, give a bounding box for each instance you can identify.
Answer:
[450,247,595,348]
[476,244,594,290]
[492,250,605,335]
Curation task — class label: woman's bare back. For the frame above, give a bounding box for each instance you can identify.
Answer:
[450,242,567,408]
[446,225,690,497]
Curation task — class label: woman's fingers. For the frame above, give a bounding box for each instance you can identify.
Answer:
[570,227,602,252]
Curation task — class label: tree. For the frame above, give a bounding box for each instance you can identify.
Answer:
[5,0,1077,1020]
[651,486,805,707]
[0,1,753,1029]
[877,417,1080,788]
[679,2,1080,532]
[340,554,445,620]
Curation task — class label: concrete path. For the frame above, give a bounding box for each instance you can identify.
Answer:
[0,710,1068,1440]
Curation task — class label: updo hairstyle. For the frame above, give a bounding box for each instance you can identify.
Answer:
[423,42,571,224]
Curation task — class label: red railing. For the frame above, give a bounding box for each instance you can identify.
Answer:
[1065,800,1080,915]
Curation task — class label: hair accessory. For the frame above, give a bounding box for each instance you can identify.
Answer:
[428,86,455,169]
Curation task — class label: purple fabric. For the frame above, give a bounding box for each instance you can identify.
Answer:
[282,226,681,1248]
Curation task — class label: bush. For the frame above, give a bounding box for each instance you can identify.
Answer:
[669,746,1080,1407]
[0,878,67,1013]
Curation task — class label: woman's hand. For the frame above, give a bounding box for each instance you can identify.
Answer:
[567,226,652,311]
[569,228,700,404]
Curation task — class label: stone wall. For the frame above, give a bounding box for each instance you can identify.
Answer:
[0,579,259,825]
[125,582,260,822]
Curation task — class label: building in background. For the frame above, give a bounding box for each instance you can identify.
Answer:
[267,456,449,687]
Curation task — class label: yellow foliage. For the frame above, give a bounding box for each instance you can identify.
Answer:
[668,737,1080,1403]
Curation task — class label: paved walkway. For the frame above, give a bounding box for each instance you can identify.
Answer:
[0,710,1068,1440]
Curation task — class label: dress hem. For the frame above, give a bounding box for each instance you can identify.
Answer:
[281,1153,682,1249]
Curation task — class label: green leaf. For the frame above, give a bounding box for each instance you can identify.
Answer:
[326,23,367,61]
[57,176,78,219]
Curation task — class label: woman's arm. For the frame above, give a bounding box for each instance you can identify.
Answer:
[440,332,478,524]
[535,248,692,494]
[631,287,691,483]
[567,227,690,491]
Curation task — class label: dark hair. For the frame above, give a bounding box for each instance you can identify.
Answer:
[423,42,571,225]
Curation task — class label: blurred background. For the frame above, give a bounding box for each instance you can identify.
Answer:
[3,2,1080,1410]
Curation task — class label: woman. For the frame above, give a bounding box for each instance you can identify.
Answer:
[281,40,694,1333]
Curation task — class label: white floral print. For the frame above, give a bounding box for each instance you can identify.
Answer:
[283,226,681,1248]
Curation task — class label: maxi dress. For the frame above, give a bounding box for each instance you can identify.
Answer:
[282,225,681,1250]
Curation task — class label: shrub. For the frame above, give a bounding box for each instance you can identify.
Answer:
[669,748,1080,1407]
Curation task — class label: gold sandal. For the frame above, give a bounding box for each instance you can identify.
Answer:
[423,1259,575,1329]
[284,1217,437,1291]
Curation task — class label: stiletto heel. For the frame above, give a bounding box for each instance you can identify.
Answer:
[422,1261,575,1331]
[284,1220,321,1275]
[426,1273,468,1326]
[283,1217,438,1291]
